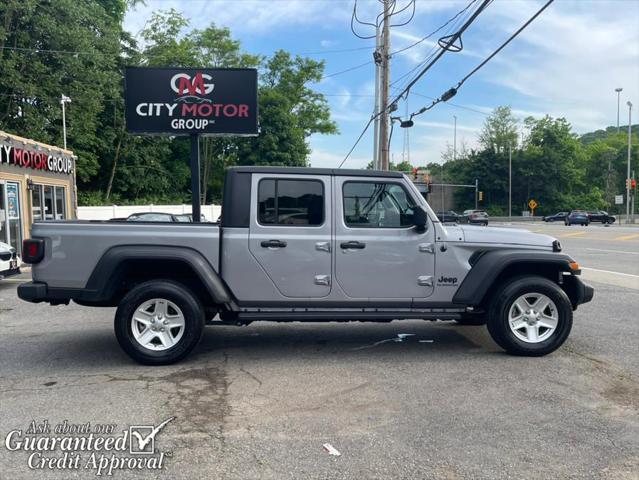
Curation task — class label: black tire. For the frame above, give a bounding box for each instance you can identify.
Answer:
[455,313,487,326]
[114,280,205,365]
[486,276,573,356]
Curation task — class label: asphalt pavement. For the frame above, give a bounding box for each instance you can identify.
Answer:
[0,222,637,479]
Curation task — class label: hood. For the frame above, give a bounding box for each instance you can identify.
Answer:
[0,241,14,253]
[459,225,555,248]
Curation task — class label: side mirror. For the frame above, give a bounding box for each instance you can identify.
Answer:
[413,206,428,232]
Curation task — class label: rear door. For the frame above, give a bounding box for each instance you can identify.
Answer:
[248,174,332,298]
[334,176,435,300]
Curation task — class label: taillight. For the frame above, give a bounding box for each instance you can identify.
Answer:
[22,239,45,264]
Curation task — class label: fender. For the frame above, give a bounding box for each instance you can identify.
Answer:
[452,249,576,306]
[84,245,234,305]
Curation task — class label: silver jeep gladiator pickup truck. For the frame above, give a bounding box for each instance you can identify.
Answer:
[18,167,593,364]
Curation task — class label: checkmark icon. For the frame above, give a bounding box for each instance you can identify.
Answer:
[129,416,175,454]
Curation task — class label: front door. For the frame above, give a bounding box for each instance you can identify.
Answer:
[0,181,22,255]
[248,174,332,298]
[334,177,435,300]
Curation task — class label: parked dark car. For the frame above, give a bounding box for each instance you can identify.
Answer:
[565,211,589,226]
[587,211,616,224]
[461,209,489,226]
[543,211,568,222]
[436,211,460,223]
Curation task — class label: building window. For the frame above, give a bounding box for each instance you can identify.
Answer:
[343,182,416,228]
[258,179,324,226]
[31,184,66,221]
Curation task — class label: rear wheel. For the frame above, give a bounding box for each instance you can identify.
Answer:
[486,276,572,356]
[115,280,205,365]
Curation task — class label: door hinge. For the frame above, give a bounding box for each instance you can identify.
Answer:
[315,241,331,252]
[314,275,331,286]
[417,275,433,287]
[418,243,435,254]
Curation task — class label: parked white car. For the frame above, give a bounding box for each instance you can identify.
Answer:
[0,241,21,279]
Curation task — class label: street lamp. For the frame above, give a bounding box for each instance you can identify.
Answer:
[615,87,623,133]
[60,94,71,150]
[626,101,633,224]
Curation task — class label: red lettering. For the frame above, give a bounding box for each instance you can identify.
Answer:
[181,104,198,116]
[223,104,238,117]
[238,104,249,117]
[198,104,213,116]
[13,148,22,166]
[178,73,206,96]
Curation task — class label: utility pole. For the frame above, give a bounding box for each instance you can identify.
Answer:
[60,94,71,150]
[475,178,478,210]
[373,25,382,170]
[615,88,623,133]
[509,143,512,218]
[626,101,634,223]
[379,0,391,170]
[453,115,457,161]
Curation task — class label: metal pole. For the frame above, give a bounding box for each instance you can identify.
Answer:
[440,163,444,213]
[190,134,201,223]
[373,25,381,170]
[453,115,457,162]
[475,178,478,210]
[632,169,636,224]
[615,88,623,133]
[61,100,67,150]
[379,0,391,170]
[627,102,632,224]
[509,144,512,218]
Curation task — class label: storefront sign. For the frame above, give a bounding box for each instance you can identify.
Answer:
[124,67,258,136]
[0,144,74,175]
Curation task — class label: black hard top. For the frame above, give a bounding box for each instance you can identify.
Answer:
[228,166,404,178]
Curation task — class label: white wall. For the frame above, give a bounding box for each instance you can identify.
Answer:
[78,204,222,222]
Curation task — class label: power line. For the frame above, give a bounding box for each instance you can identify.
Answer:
[340,0,492,168]
[390,0,478,57]
[321,60,373,79]
[404,0,555,123]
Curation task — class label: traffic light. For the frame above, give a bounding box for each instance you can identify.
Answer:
[412,167,418,180]
[632,179,637,189]
[627,178,630,189]
[479,191,483,201]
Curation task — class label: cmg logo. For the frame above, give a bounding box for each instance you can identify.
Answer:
[170,72,214,96]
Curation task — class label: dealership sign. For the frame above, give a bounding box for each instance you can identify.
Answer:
[124,67,258,135]
[0,144,74,175]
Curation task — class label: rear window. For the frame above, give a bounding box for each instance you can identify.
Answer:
[258,179,324,226]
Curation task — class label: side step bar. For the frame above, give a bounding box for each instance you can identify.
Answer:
[229,311,463,322]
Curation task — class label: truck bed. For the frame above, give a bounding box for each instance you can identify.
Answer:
[30,221,220,289]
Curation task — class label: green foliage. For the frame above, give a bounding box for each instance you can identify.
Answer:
[442,108,638,215]
[0,5,336,205]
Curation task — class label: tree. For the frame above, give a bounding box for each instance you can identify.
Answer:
[478,106,519,154]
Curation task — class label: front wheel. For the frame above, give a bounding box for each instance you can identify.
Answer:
[114,280,205,365]
[486,276,573,356]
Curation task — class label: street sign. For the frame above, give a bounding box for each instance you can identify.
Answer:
[124,67,258,136]
[615,195,624,205]
[528,199,537,210]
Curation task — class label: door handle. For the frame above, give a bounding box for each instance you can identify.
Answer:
[260,239,287,248]
[340,241,366,250]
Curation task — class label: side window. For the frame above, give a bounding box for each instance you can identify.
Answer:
[258,179,324,226]
[343,182,417,228]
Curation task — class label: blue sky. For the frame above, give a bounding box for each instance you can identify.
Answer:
[124,0,639,169]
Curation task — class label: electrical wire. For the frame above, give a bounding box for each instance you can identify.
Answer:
[405,0,555,123]
[340,0,493,168]
[390,0,477,57]
[389,0,416,28]
[351,0,378,39]
[321,60,373,80]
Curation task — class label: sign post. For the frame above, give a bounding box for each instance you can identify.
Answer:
[124,67,258,222]
[528,199,538,216]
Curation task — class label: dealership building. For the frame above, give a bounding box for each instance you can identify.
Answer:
[0,130,76,256]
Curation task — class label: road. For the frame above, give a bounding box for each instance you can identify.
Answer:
[0,222,637,479]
